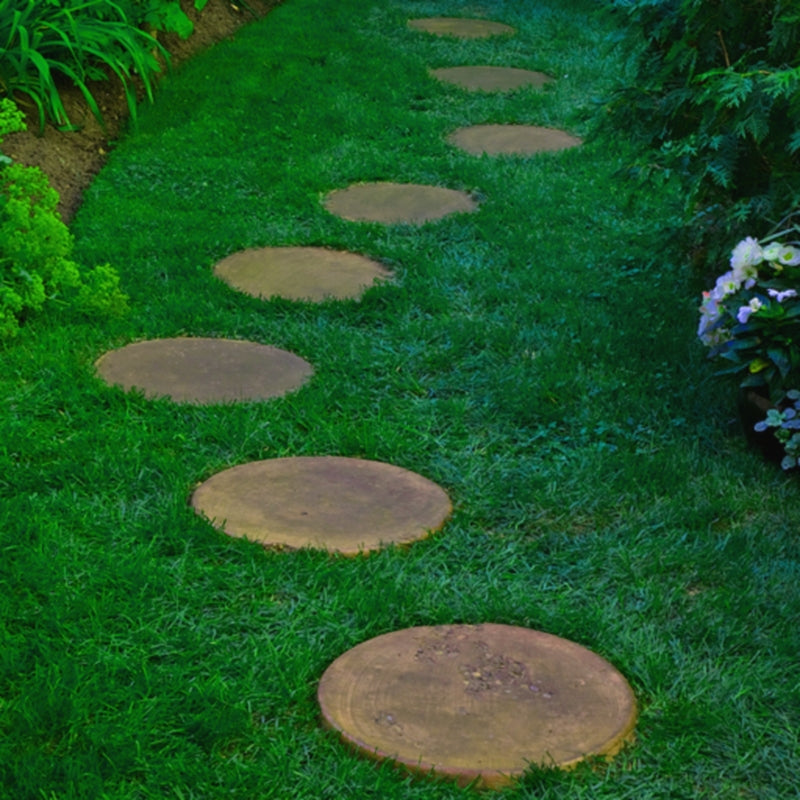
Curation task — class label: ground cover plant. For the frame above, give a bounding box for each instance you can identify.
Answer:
[1,0,799,797]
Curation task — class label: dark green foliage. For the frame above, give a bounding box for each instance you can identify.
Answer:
[597,0,800,271]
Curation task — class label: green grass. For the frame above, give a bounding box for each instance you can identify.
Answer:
[2,0,800,797]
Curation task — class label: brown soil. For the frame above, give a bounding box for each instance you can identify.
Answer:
[1,0,281,223]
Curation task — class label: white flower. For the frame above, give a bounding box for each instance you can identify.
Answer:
[710,270,740,301]
[763,242,800,267]
[737,297,763,324]
[730,237,763,286]
[767,288,798,302]
[698,292,729,345]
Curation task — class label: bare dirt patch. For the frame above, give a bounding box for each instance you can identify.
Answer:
[2,0,281,222]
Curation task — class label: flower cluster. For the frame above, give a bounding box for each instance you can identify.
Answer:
[698,235,800,400]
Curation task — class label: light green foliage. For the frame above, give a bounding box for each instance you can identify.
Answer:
[143,1,195,38]
[0,159,127,338]
[0,96,26,166]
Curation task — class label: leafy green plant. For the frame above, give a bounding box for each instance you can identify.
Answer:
[123,0,212,40]
[0,94,24,165]
[598,0,800,271]
[0,0,167,129]
[0,98,127,338]
[753,390,800,470]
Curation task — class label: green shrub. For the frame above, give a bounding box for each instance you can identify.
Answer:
[0,92,24,166]
[111,0,212,40]
[597,0,800,272]
[0,98,127,339]
[0,0,167,129]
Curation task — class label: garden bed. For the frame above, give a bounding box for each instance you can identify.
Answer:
[1,0,279,222]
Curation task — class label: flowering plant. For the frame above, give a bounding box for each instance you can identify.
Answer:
[698,233,800,402]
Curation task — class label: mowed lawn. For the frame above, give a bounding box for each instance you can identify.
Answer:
[1,0,799,798]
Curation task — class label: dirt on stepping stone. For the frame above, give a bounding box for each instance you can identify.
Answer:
[190,456,452,555]
[408,17,515,38]
[95,337,313,404]
[431,66,554,93]
[318,624,638,789]
[213,246,393,302]
[448,125,582,156]
[324,182,478,224]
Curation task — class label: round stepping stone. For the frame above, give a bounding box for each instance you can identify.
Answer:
[408,17,515,38]
[318,624,637,788]
[190,456,452,555]
[448,125,582,156]
[95,337,312,404]
[324,182,478,225]
[213,247,393,302]
[431,66,554,93]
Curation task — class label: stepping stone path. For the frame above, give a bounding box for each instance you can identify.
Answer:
[95,337,312,404]
[190,456,452,555]
[431,66,554,92]
[407,17,515,38]
[324,182,478,224]
[448,124,582,156]
[213,246,392,302]
[91,8,633,788]
[318,624,638,788]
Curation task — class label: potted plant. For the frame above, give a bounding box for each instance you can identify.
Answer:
[698,216,800,469]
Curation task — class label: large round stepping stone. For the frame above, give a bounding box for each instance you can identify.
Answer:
[190,456,452,555]
[95,337,312,404]
[448,125,582,156]
[213,247,393,302]
[408,17,515,38]
[318,624,637,788]
[324,182,478,224]
[431,66,554,93]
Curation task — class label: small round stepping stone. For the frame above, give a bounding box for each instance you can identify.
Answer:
[448,125,582,156]
[190,456,452,555]
[431,66,554,93]
[213,247,393,302]
[95,337,312,404]
[318,624,637,788]
[324,182,478,225]
[408,17,515,38]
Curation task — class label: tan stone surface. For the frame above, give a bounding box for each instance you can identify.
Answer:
[448,125,582,156]
[213,247,393,302]
[95,337,312,404]
[190,456,452,555]
[408,17,515,38]
[318,624,637,788]
[431,66,554,92]
[324,182,478,224]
